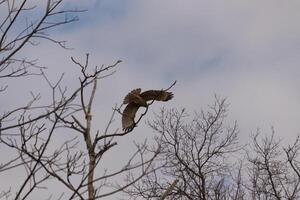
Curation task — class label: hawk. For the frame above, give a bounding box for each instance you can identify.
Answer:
[122,88,173,131]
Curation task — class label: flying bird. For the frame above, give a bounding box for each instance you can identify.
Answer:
[122,88,173,131]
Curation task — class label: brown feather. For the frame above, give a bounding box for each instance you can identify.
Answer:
[140,90,173,102]
[123,88,141,104]
[122,103,140,131]
[122,88,174,131]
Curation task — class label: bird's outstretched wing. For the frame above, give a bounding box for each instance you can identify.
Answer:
[122,103,140,131]
[140,90,173,102]
[122,88,174,131]
[123,88,141,104]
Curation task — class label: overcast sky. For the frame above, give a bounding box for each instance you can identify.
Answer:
[2,0,300,199]
[51,0,300,141]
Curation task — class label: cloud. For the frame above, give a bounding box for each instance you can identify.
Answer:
[2,0,300,197]
[1,0,299,158]
[6,0,300,140]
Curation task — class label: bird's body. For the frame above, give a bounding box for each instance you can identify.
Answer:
[122,88,173,131]
[123,88,147,106]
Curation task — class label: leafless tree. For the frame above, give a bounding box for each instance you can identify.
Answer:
[0,0,82,83]
[124,98,300,200]
[2,2,300,200]
[124,97,242,200]
[246,131,300,200]
[0,1,161,199]
[2,54,161,199]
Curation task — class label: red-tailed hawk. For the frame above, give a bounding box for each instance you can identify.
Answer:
[122,88,173,131]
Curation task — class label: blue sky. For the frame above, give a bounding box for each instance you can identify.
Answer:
[2,0,300,198]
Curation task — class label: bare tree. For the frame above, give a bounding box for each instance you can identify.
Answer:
[284,136,300,199]
[125,97,242,200]
[0,1,162,199]
[0,2,81,197]
[2,2,300,200]
[124,98,300,200]
[246,131,300,200]
[0,0,82,82]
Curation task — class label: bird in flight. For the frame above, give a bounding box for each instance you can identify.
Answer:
[122,88,173,131]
